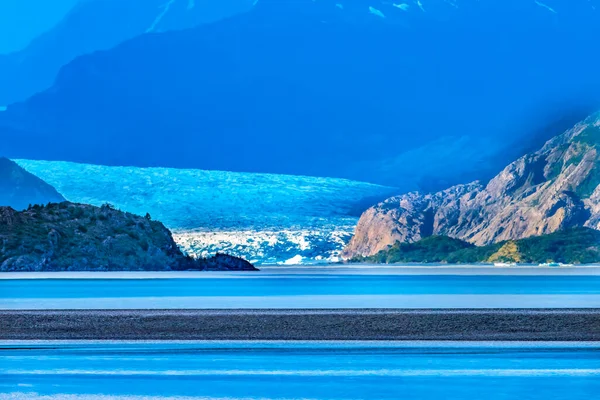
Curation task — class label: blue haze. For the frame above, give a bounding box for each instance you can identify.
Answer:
[0,0,77,54]
[2,0,600,191]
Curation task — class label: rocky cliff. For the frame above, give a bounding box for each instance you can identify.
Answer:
[0,157,65,210]
[344,113,600,258]
[0,202,256,271]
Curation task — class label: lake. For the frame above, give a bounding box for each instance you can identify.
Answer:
[2,267,600,309]
[1,341,599,400]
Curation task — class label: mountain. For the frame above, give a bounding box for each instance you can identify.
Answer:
[3,0,600,190]
[354,228,600,265]
[343,113,600,258]
[0,157,65,210]
[15,160,395,264]
[0,0,77,54]
[0,0,254,105]
[0,201,256,271]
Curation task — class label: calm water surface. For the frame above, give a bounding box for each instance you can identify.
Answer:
[0,342,599,400]
[2,268,600,308]
[4,275,600,297]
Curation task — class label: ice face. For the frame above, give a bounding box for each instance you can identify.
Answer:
[16,160,395,264]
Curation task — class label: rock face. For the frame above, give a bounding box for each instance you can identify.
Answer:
[344,113,600,258]
[0,157,65,210]
[0,202,257,271]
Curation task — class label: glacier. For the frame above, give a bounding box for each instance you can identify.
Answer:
[16,160,395,264]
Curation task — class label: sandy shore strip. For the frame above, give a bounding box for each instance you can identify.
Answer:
[2,309,599,341]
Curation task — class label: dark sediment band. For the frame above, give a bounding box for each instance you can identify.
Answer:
[1,309,599,341]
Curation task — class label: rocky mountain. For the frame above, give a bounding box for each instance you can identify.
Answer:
[344,113,600,258]
[3,0,600,190]
[15,159,395,264]
[0,157,65,210]
[0,0,253,105]
[0,202,257,271]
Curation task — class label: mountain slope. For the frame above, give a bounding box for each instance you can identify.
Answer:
[344,113,600,258]
[3,0,600,190]
[0,202,256,271]
[0,157,65,210]
[16,160,395,264]
[0,0,77,54]
[356,228,600,265]
[0,0,253,105]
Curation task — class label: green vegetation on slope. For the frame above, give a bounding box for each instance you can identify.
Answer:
[353,228,600,265]
[0,202,257,271]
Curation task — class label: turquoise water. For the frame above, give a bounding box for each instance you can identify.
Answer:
[3,272,600,309]
[3,275,600,298]
[1,342,599,399]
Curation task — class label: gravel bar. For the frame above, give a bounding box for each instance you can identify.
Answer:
[1,309,599,341]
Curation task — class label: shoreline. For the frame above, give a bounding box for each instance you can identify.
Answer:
[2,265,600,279]
[2,309,599,341]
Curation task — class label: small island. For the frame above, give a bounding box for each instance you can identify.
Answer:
[0,202,257,271]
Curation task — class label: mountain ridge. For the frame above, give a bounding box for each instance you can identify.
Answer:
[3,0,600,190]
[0,0,254,105]
[0,157,65,210]
[343,112,600,258]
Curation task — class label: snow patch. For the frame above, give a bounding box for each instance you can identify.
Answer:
[393,3,410,11]
[534,0,557,13]
[147,0,177,33]
[282,255,304,265]
[416,0,426,12]
[369,6,386,18]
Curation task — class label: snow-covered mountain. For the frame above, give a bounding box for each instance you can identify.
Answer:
[3,0,600,193]
[16,160,395,264]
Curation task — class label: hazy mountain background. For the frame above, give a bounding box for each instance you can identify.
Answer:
[0,0,254,106]
[0,0,78,54]
[2,0,600,192]
[0,158,65,210]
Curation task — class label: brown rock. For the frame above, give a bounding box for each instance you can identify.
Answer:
[344,113,600,258]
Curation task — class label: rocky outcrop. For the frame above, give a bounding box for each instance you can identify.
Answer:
[0,202,257,271]
[0,157,65,210]
[344,113,600,258]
